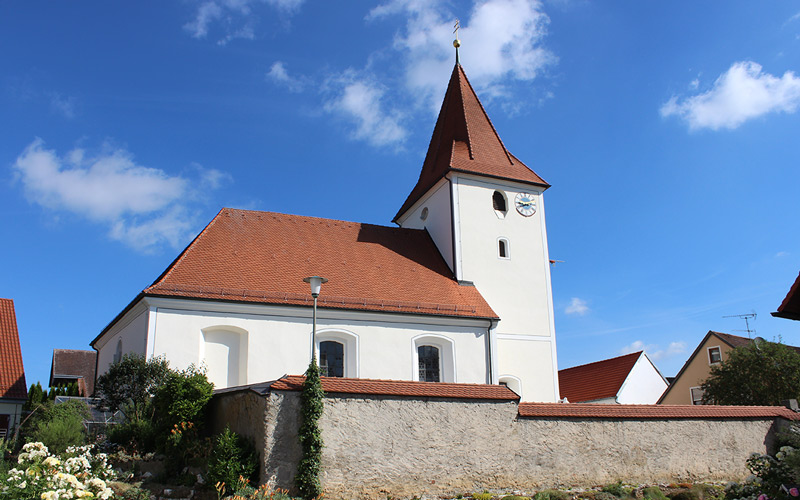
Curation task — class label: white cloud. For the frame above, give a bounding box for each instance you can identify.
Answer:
[184,0,304,42]
[620,340,687,362]
[564,297,589,316]
[323,71,407,148]
[776,251,789,258]
[267,61,306,92]
[661,61,800,130]
[48,93,77,119]
[369,0,556,112]
[13,138,229,252]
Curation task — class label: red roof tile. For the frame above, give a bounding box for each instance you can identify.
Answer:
[0,299,27,400]
[519,402,800,420]
[558,351,641,403]
[270,375,519,400]
[50,349,97,396]
[394,64,548,221]
[774,272,800,321]
[143,209,497,319]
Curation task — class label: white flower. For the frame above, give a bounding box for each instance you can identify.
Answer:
[17,481,27,489]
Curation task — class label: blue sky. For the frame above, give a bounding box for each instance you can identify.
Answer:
[2,1,800,389]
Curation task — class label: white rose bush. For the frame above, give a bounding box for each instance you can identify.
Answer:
[2,442,115,500]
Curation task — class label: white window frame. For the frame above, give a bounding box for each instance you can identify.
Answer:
[411,334,456,383]
[690,386,705,405]
[707,346,722,365]
[492,190,508,219]
[316,329,359,378]
[497,237,510,260]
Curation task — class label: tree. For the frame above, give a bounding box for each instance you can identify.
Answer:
[296,359,324,500]
[95,354,170,423]
[152,364,214,433]
[701,339,800,405]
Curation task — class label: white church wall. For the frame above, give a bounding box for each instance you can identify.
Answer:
[496,336,557,402]
[452,175,552,337]
[95,303,149,375]
[396,179,454,273]
[616,353,669,405]
[142,298,490,389]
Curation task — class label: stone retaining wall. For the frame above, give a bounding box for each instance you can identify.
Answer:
[209,389,787,500]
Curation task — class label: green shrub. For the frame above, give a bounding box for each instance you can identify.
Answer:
[668,491,699,500]
[207,427,258,495]
[501,495,531,500]
[296,360,324,500]
[473,492,494,500]
[27,400,90,453]
[152,364,214,434]
[592,493,618,500]
[690,484,722,500]
[534,490,570,500]
[642,486,668,500]
[108,419,157,453]
[602,482,634,499]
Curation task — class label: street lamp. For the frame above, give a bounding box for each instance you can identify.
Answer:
[303,276,328,363]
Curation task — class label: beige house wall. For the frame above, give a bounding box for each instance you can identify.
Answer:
[660,334,736,405]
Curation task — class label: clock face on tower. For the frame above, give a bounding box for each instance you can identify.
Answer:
[514,192,536,217]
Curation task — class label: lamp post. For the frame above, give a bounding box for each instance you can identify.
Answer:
[303,276,328,363]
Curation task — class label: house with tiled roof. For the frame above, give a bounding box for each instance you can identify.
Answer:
[657,331,800,405]
[0,298,27,438]
[91,62,560,402]
[773,271,800,321]
[50,349,97,396]
[558,351,668,404]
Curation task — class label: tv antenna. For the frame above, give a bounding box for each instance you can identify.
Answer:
[722,312,756,337]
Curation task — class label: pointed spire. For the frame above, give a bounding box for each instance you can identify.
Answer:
[393,63,549,222]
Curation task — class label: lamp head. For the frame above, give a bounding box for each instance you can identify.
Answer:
[303,276,328,297]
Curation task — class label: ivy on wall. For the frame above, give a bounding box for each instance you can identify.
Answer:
[296,359,324,500]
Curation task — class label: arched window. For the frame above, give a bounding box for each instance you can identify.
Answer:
[320,341,344,377]
[201,326,249,389]
[316,329,359,378]
[498,238,510,259]
[492,191,508,215]
[418,345,441,382]
[499,375,522,398]
[412,334,455,383]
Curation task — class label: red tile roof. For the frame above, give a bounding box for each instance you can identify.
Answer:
[558,351,641,403]
[143,209,497,320]
[0,299,27,400]
[50,349,97,396]
[270,375,519,400]
[774,272,800,321]
[394,64,549,221]
[519,402,800,420]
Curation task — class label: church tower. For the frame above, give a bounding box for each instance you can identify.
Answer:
[394,62,559,402]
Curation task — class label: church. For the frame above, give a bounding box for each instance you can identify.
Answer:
[90,60,560,403]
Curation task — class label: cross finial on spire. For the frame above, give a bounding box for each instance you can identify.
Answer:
[453,19,461,64]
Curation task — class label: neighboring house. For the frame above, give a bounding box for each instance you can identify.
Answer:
[558,351,668,404]
[50,349,97,396]
[90,62,560,402]
[772,271,800,321]
[0,298,27,438]
[657,331,798,405]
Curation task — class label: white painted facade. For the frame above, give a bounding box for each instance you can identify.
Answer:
[95,297,494,390]
[616,353,669,405]
[396,173,559,402]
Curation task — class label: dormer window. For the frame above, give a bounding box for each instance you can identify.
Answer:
[493,191,508,218]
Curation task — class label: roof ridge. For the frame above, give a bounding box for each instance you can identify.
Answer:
[559,350,641,372]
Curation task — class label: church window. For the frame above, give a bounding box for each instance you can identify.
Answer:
[498,238,510,259]
[493,191,508,217]
[498,375,522,398]
[320,341,344,377]
[418,345,441,382]
[316,330,358,378]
